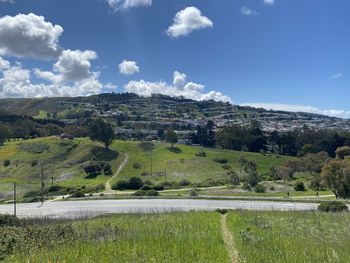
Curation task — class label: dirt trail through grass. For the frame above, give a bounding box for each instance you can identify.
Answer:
[105,152,129,192]
[221,214,240,263]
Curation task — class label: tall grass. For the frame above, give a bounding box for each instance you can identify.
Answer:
[228,211,350,263]
[8,212,229,263]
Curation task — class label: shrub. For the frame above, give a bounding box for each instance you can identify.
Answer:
[48,185,62,193]
[152,184,165,191]
[31,160,38,167]
[318,201,348,213]
[254,184,266,193]
[133,190,146,196]
[112,180,129,190]
[95,184,105,192]
[195,151,207,157]
[144,190,159,196]
[0,214,20,226]
[178,179,191,186]
[70,191,85,198]
[3,160,10,167]
[133,163,142,169]
[103,163,113,175]
[214,157,228,164]
[294,182,306,191]
[83,161,101,176]
[269,186,275,191]
[215,209,229,214]
[241,182,252,191]
[190,189,199,196]
[112,177,144,190]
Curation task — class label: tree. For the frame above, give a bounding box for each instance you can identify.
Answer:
[321,159,350,199]
[165,129,178,148]
[88,119,115,150]
[336,146,350,160]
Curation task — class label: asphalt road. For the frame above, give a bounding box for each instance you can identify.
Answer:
[0,199,319,218]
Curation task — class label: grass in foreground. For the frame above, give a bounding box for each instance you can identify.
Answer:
[228,211,350,263]
[6,212,228,263]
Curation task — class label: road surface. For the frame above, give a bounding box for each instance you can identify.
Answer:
[0,199,319,218]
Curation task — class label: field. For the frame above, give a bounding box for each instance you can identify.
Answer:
[228,211,350,262]
[110,140,292,186]
[2,211,350,262]
[0,137,122,198]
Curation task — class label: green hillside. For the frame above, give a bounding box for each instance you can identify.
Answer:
[110,141,293,186]
[0,137,121,198]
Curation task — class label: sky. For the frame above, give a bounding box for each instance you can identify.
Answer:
[0,0,350,118]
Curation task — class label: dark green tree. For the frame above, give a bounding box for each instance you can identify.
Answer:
[88,119,115,150]
[165,129,178,148]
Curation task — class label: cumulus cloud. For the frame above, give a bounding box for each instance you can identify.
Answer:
[0,50,103,98]
[125,71,231,103]
[119,60,140,75]
[241,103,350,119]
[0,57,10,70]
[167,6,213,38]
[263,0,275,5]
[241,6,259,16]
[0,13,63,60]
[106,0,152,12]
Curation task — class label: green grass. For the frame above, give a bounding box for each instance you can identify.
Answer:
[0,137,122,197]
[33,109,48,119]
[8,212,228,263]
[110,140,292,186]
[228,211,350,263]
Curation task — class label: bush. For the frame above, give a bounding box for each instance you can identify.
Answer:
[178,179,191,186]
[254,184,266,193]
[133,163,142,169]
[144,190,159,196]
[190,189,199,196]
[133,190,146,196]
[241,182,251,191]
[0,214,20,226]
[31,160,38,167]
[215,209,229,214]
[214,157,228,164]
[3,160,10,167]
[95,184,105,192]
[195,151,207,157]
[70,191,85,198]
[103,163,113,175]
[112,177,144,190]
[294,182,306,191]
[318,201,348,213]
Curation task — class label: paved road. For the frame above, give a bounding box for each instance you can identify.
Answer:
[0,199,319,218]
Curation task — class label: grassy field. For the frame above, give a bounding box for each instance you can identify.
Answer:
[7,212,228,263]
[2,211,350,262]
[0,137,122,197]
[228,211,350,263]
[110,140,292,186]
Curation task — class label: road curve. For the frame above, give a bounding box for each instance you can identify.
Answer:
[0,199,319,218]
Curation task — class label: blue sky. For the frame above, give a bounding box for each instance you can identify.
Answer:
[0,0,349,118]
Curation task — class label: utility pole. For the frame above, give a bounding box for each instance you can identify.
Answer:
[150,149,153,177]
[13,182,16,217]
[51,166,54,187]
[41,165,44,205]
[164,168,167,182]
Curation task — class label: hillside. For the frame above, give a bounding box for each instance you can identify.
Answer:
[0,137,121,198]
[109,140,293,187]
[0,93,349,133]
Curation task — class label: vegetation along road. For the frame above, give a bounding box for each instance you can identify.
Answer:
[0,199,319,218]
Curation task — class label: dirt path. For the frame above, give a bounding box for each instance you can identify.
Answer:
[221,214,240,263]
[105,152,129,193]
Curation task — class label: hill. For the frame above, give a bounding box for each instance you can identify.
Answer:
[0,93,349,133]
[0,137,121,199]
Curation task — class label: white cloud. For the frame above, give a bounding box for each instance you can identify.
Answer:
[241,103,350,119]
[167,6,213,38]
[119,60,140,75]
[0,50,103,98]
[103,82,117,92]
[0,13,63,60]
[331,73,343,79]
[0,57,10,70]
[106,0,152,12]
[125,71,231,103]
[263,0,275,5]
[241,6,259,16]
